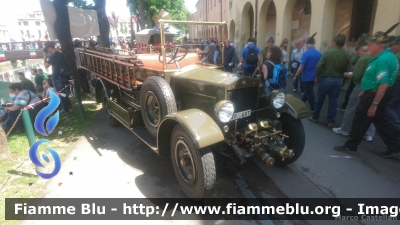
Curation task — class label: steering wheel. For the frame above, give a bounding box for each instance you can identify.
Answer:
[158,45,188,68]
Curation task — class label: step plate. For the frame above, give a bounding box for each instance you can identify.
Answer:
[130,126,158,153]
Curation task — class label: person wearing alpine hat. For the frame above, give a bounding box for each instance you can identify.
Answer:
[310,32,351,128]
[293,33,322,112]
[332,33,376,141]
[334,23,400,158]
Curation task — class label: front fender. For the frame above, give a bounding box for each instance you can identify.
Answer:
[280,94,312,119]
[157,109,224,155]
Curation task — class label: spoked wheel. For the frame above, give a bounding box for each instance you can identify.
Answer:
[101,89,120,127]
[170,124,216,199]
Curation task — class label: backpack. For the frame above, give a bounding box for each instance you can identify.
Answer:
[245,46,258,64]
[266,61,288,89]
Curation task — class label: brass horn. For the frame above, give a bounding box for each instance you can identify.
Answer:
[153,9,171,25]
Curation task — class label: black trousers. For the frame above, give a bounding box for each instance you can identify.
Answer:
[345,89,400,152]
[301,81,315,111]
[341,81,356,109]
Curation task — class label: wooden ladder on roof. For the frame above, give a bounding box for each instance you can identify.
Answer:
[77,48,144,91]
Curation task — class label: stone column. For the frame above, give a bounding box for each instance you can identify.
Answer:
[309,0,336,53]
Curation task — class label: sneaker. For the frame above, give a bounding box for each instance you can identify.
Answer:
[334,145,357,154]
[363,136,373,142]
[380,151,400,158]
[292,89,297,92]
[332,127,349,136]
[337,106,346,111]
[327,123,334,128]
[308,117,318,123]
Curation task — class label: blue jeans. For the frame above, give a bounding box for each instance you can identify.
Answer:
[1,110,23,132]
[53,78,72,112]
[386,80,400,134]
[312,77,342,124]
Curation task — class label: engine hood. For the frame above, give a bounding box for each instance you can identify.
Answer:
[173,65,260,90]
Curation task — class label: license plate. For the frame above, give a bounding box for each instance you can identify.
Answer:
[231,110,251,121]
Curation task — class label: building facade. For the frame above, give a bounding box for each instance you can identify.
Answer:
[189,0,400,58]
[17,11,48,40]
[230,0,400,55]
[108,16,138,39]
[194,0,230,41]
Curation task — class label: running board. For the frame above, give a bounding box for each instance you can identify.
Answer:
[109,112,158,154]
[130,127,158,153]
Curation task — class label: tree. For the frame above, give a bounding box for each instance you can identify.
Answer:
[93,0,110,47]
[126,0,190,33]
[54,0,87,119]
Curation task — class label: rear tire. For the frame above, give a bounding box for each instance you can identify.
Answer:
[140,76,177,137]
[170,124,216,199]
[275,114,305,166]
[101,89,120,127]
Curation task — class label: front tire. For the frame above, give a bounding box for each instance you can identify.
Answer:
[140,77,177,137]
[170,124,216,199]
[275,114,305,166]
[101,89,120,127]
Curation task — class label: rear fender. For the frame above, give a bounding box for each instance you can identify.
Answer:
[280,94,312,119]
[157,109,224,155]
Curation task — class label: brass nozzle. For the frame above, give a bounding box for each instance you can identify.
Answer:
[265,157,275,166]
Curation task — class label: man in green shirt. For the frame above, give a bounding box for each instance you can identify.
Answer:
[332,36,375,140]
[337,33,369,111]
[32,69,44,93]
[386,36,400,134]
[334,29,400,158]
[37,68,48,79]
[262,37,274,64]
[309,34,351,128]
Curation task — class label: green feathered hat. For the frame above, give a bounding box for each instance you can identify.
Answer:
[355,33,369,50]
[307,32,317,44]
[367,22,400,43]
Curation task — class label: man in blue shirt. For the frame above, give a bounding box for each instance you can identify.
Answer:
[293,35,322,111]
[223,39,236,72]
[240,38,261,76]
[43,41,72,114]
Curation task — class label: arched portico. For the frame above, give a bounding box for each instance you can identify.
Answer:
[229,20,235,42]
[241,2,255,45]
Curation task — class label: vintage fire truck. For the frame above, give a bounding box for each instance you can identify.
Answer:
[77,10,311,199]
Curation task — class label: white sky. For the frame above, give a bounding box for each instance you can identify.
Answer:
[0,0,196,22]
[0,0,132,23]
[185,0,197,13]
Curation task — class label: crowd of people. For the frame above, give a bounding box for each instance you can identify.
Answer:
[1,41,73,136]
[222,25,400,158]
[2,28,399,158]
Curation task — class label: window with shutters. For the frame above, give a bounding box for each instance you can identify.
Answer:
[349,0,377,42]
